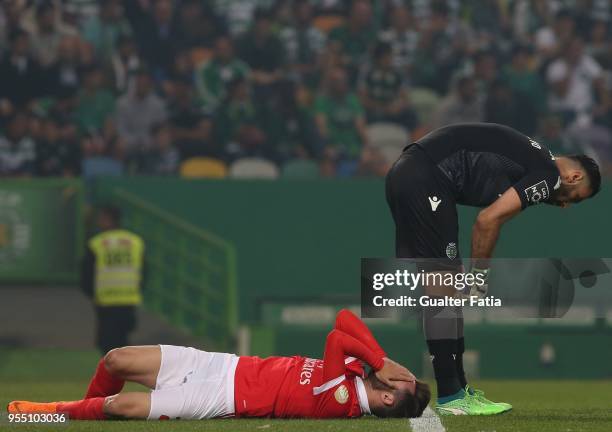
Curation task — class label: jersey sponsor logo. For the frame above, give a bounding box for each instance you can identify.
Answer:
[554,176,561,190]
[446,242,457,260]
[299,358,322,385]
[524,180,549,204]
[428,196,442,211]
[334,385,349,404]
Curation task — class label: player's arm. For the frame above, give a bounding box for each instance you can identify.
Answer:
[471,187,522,268]
[334,309,386,358]
[322,329,412,387]
[322,329,384,383]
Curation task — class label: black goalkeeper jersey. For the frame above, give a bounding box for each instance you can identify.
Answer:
[414,123,561,209]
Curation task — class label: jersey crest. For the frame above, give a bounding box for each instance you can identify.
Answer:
[334,385,349,404]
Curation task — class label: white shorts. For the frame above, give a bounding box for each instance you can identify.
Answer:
[148,345,238,420]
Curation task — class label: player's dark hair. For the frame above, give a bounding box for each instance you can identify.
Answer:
[568,154,601,197]
[366,374,431,418]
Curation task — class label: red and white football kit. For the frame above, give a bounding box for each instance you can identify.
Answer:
[148,309,387,420]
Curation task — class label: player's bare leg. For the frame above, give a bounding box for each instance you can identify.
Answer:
[104,392,151,419]
[84,345,161,399]
[103,345,162,388]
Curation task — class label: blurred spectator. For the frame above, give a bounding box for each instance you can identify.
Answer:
[314,67,369,162]
[0,111,37,177]
[328,0,376,83]
[81,118,126,167]
[140,122,180,175]
[236,8,285,92]
[175,0,224,49]
[502,45,547,115]
[168,77,215,160]
[268,81,319,161]
[431,74,483,128]
[75,64,116,133]
[412,2,466,94]
[484,79,537,135]
[131,0,177,79]
[536,114,580,155]
[0,2,25,52]
[572,0,610,36]
[512,0,556,43]
[195,35,250,113]
[0,29,44,109]
[44,35,84,97]
[28,2,76,67]
[586,18,612,70]
[471,50,498,99]
[35,118,81,177]
[214,0,274,37]
[546,37,609,126]
[62,0,100,27]
[378,4,419,74]
[535,9,576,61]
[214,77,270,160]
[82,0,131,62]
[115,68,167,155]
[279,0,325,85]
[462,0,509,49]
[109,35,141,94]
[358,42,417,131]
[46,86,80,141]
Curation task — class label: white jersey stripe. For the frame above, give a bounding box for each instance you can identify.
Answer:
[312,375,345,395]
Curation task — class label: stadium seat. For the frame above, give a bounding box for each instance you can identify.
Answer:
[282,160,320,179]
[313,15,345,33]
[82,157,124,178]
[410,87,442,125]
[366,123,409,150]
[229,158,280,179]
[376,143,404,165]
[180,157,228,179]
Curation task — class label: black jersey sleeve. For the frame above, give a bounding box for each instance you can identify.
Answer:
[512,170,561,209]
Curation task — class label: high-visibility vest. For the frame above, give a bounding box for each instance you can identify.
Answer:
[89,229,144,307]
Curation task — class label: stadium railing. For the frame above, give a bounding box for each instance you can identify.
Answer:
[112,188,238,351]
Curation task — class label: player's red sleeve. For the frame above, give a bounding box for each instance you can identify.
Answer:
[322,329,385,382]
[334,309,386,359]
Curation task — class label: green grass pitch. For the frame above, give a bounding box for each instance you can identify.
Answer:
[1,350,611,432]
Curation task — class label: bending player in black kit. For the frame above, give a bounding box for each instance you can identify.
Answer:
[385,123,601,415]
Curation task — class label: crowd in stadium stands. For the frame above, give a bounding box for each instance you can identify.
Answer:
[1,0,612,178]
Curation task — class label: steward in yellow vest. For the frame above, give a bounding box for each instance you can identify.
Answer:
[82,206,145,353]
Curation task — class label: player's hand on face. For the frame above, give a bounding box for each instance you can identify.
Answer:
[375,358,415,388]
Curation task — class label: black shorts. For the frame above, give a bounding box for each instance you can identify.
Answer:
[385,144,461,269]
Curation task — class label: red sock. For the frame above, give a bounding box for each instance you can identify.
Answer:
[57,397,106,420]
[85,359,125,399]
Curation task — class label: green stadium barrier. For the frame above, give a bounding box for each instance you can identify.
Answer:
[112,188,238,351]
[92,178,612,323]
[0,179,83,284]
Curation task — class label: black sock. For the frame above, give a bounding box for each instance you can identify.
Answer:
[456,337,468,389]
[427,338,462,398]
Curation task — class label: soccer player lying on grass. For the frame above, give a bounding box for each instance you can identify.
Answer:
[8,309,430,420]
